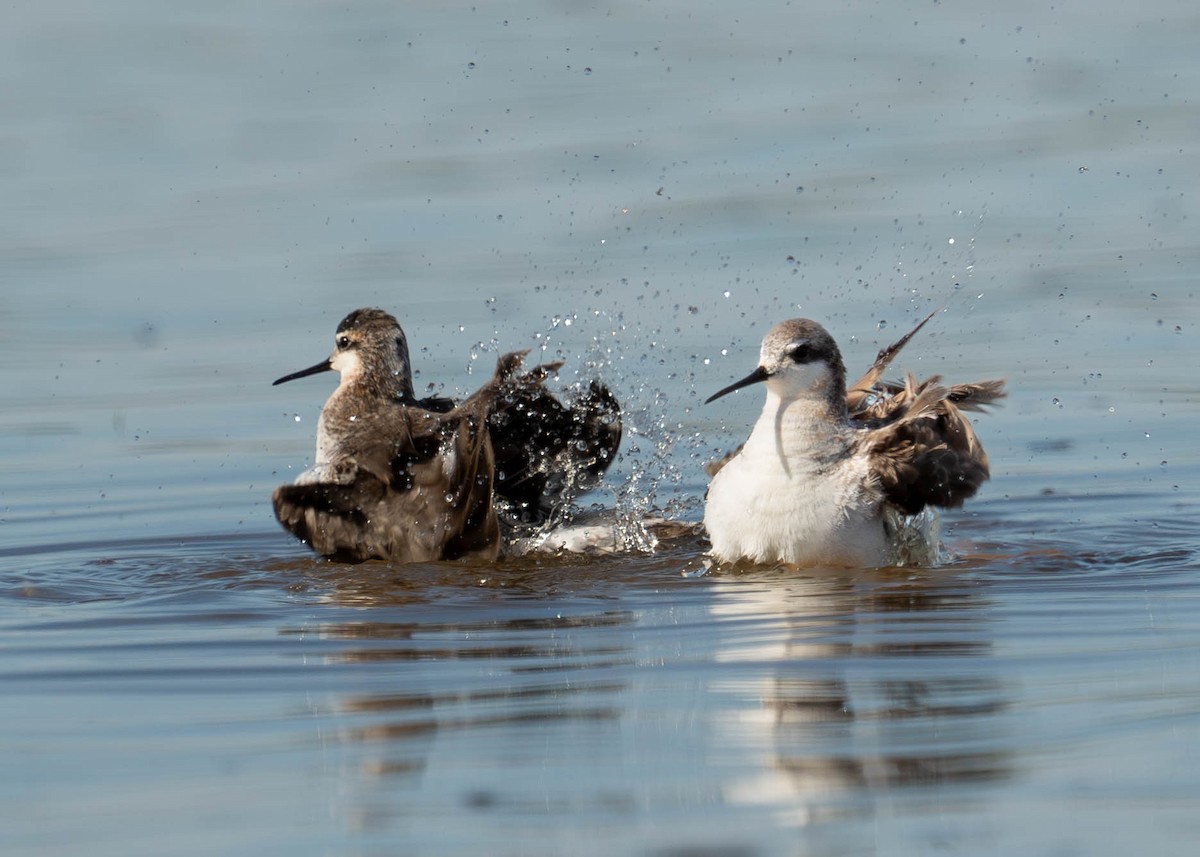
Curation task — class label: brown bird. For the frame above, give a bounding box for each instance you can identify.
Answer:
[271,308,621,562]
[704,311,1004,567]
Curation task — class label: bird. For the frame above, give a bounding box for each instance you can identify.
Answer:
[703,311,1005,568]
[271,308,622,562]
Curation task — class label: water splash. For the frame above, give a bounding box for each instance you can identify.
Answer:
[499,304,702,555]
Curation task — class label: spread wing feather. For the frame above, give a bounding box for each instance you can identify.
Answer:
[855,373,1005,514]
[413,351,622,527]
[485,352,623,527]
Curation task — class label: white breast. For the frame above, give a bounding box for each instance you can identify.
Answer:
[704,397,888,567]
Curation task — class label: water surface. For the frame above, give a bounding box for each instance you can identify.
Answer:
[3,1,1199,855]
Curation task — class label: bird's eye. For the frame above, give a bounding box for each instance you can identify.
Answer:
[336,335,352,350]
[786,342,811,363]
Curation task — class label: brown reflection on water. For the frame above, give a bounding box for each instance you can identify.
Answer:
[282,571,643,812]
[710,566,1013,823]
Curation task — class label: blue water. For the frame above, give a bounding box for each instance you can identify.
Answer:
[3,1,1200,855]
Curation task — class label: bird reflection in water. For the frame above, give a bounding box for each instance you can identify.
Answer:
[708,565,1013,827]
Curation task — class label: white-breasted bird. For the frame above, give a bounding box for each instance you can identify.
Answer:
[703,312,1004,567]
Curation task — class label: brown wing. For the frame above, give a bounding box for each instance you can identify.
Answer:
[273,389,501,564]
[846,310,938,413]
[485,351,622,526]
[858,373,1006,514]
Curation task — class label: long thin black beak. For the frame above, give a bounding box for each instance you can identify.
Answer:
[705,366,770,404]
[272,358,333,386]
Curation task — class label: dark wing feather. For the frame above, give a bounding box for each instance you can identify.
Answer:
[858,373,1005,514]
[485,353,622,526]
[846,310,937,413]
[411,352,622,526]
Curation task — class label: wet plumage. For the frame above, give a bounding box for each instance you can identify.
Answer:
[704,311,1004,567]
[271,308,621,562]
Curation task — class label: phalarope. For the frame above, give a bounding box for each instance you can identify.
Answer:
[272,308,621,562]
[703,311,1004,567]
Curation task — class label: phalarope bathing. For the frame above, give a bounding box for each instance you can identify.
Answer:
[703,311,1005,567]
[272,308,621,562]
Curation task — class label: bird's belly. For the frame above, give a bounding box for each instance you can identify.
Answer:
[704,455,888,567]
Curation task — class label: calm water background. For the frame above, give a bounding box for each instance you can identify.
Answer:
[3,1,1199,855]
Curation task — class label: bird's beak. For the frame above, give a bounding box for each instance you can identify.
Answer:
[705,366,770,404]
[272,358,333,386]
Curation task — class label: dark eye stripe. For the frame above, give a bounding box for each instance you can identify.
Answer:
[786,342,811,363]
